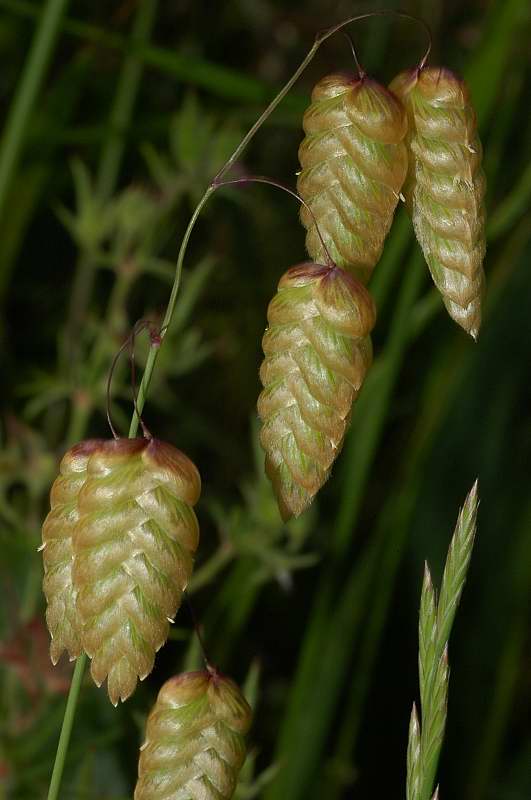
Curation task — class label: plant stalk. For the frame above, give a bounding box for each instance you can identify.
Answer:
[128,10,400,435]
[0,0,70,295]
[46,654,87,800]
[47,5,158,797]
[47,11,429,794]
[64,0,159,353]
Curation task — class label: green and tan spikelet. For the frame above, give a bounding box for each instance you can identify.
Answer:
[257,262,376,520]
[41,439,105,665]
[389,66,486,338]
[297,72,408,281]
[73,437,201,705]
[135,668,252,800]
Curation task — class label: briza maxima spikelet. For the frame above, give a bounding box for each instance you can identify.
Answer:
[135,668,252,800]
[297,72,408,281]
[389,66,486,339]
[73,437,201,705]
[41,439,105,665]
[257,262,376,520]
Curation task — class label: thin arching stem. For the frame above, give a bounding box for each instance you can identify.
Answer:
[128,9,433,437]
[129,321,154,440]
[48,10,434,796]
[106,338,127,439]
[128,187,214,437]
[214,175,335,267]
[185,593,213,670]
[342,32,365,80]
[107,320,154,439]
[46,654,87,800]
[318,11,432,71]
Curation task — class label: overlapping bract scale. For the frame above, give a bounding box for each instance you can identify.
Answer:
[135,669,252,800]
[389,66,486,338]
[74,438,200,705]
[41,439,105,665]
[41,437,201,705]
[258,262,376,520]
[297,72,408,280]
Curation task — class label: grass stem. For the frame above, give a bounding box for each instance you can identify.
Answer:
[46,654,87,800]
[64,0,158,351]
[0,0,69,293]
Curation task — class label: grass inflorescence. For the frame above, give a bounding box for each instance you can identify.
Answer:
[0,2,529,798]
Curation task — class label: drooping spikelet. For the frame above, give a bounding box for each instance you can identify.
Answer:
[135,668,252,800]
[257,262,376,520]
[73,437,201,705]
[41,439,105,665]
[389,66,486,338]
[297,72,408,281]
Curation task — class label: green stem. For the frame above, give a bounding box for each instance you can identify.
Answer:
[466,502,531,800]
[46,654,87,800]
[65,0,158,350]
[47,7,158,797]
[0,0,280,105]
[44,13,425,795]
[128,11,392,436]
[328,483,422,799]
[264,256,425,800]
[327,218,531,798]
[334,252,425,556]
[128,187,214,437]
[96,2,159,202]
[189,545,234,594]
[0,0,69,290]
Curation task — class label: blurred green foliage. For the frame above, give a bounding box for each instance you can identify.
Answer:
[0,1,529,798]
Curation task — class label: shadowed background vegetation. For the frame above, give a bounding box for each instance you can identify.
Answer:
[0,1,529,797]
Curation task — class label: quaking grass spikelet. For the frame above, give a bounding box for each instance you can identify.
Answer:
[297,72,408,280]
[135,668,252,800]
[257,262,376,520]
[389,66,486,338]
[41,439,105,665]
[73,437,201,705]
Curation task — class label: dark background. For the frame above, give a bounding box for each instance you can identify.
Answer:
[0,1,529,797]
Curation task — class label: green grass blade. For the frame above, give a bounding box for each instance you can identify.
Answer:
[0,0,305,107]
[334,252,425,556]
[265,256,425,800]
[465,0,529,126]
[488,160,531,241]
[265,538,380,800]
[95,0,159,201]
[63,0,158,361]
[465,502,531,799]
[0,0,70,291]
